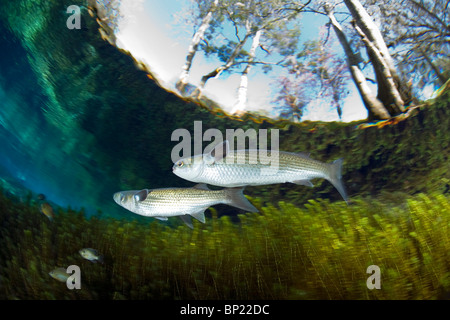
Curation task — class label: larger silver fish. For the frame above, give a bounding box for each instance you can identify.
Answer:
[172,140,348,203]
[113,184,258,228]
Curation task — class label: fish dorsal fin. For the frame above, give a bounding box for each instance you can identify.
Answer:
[193,183,209,190]
[179,215,193,229]
[296,152,310,158]
[134,189,148,202]
[205,140,229,164]
[190,210,206,223]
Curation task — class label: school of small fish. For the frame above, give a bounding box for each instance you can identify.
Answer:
[114,140,348,228]
[35,195,106,283]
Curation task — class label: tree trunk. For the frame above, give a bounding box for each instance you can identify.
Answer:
[176,0,219,94]
[231,29,262,114]
[352,22,405,115]
[343,0,411,114]
[324,4,391,120]
[343,0,398,81]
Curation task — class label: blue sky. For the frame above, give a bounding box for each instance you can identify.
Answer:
[115,0,369,122]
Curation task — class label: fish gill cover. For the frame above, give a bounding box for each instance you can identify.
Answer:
[0,0,449,301]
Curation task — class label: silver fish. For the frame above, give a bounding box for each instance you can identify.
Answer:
[113,184,258,228]
[172,140,348,203]
[79,248,103,263]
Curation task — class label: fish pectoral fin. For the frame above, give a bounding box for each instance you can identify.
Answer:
[193,183,210,190]
[293,179,314,187]
[190,210,206,223]
[154,216,168,221]
[179,215,193,229]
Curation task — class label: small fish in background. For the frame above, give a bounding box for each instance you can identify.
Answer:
[49,267,69,282]
[173,140,349,203]
[113,184,258,228]
[40,202,54,221]
[79,248,104,263]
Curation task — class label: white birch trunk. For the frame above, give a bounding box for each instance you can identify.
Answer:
[344,0,408,114]
[352,23,405,113]
[325,4,391,120]
[343,0,397,77]
[231,29,262,114]
[177,0,219,93]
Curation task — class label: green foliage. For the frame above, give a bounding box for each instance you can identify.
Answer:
[1,190,449,300]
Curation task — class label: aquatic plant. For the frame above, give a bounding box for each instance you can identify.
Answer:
[1,190,449,300]
[1,0,449,301]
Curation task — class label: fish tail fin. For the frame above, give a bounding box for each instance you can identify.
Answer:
[225,187,259,213]
[328,158,349,204]
[98,255,104,264]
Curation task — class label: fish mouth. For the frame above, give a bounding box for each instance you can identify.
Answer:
[113,192,123,205]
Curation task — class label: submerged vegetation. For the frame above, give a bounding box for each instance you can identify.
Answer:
[1,190,449,300]
[0,0,449,301]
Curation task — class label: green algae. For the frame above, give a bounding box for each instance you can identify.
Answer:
[1,190,449,300]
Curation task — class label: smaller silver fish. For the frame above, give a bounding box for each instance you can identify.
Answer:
[79,248,103,263]
[49,267,69,283]
[113,184,258,228]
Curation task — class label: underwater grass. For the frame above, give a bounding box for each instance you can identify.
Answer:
[0,191,449,300]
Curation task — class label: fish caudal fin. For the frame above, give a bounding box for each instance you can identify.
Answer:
[328,158,349,204]
[225,188,259,213]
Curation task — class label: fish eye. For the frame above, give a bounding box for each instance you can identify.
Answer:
[119,194,125,202]
[134,189,148,202]
[177,161,184,167]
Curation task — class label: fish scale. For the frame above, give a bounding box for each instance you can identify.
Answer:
[136,189,224,216]
[200,150,330,187]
